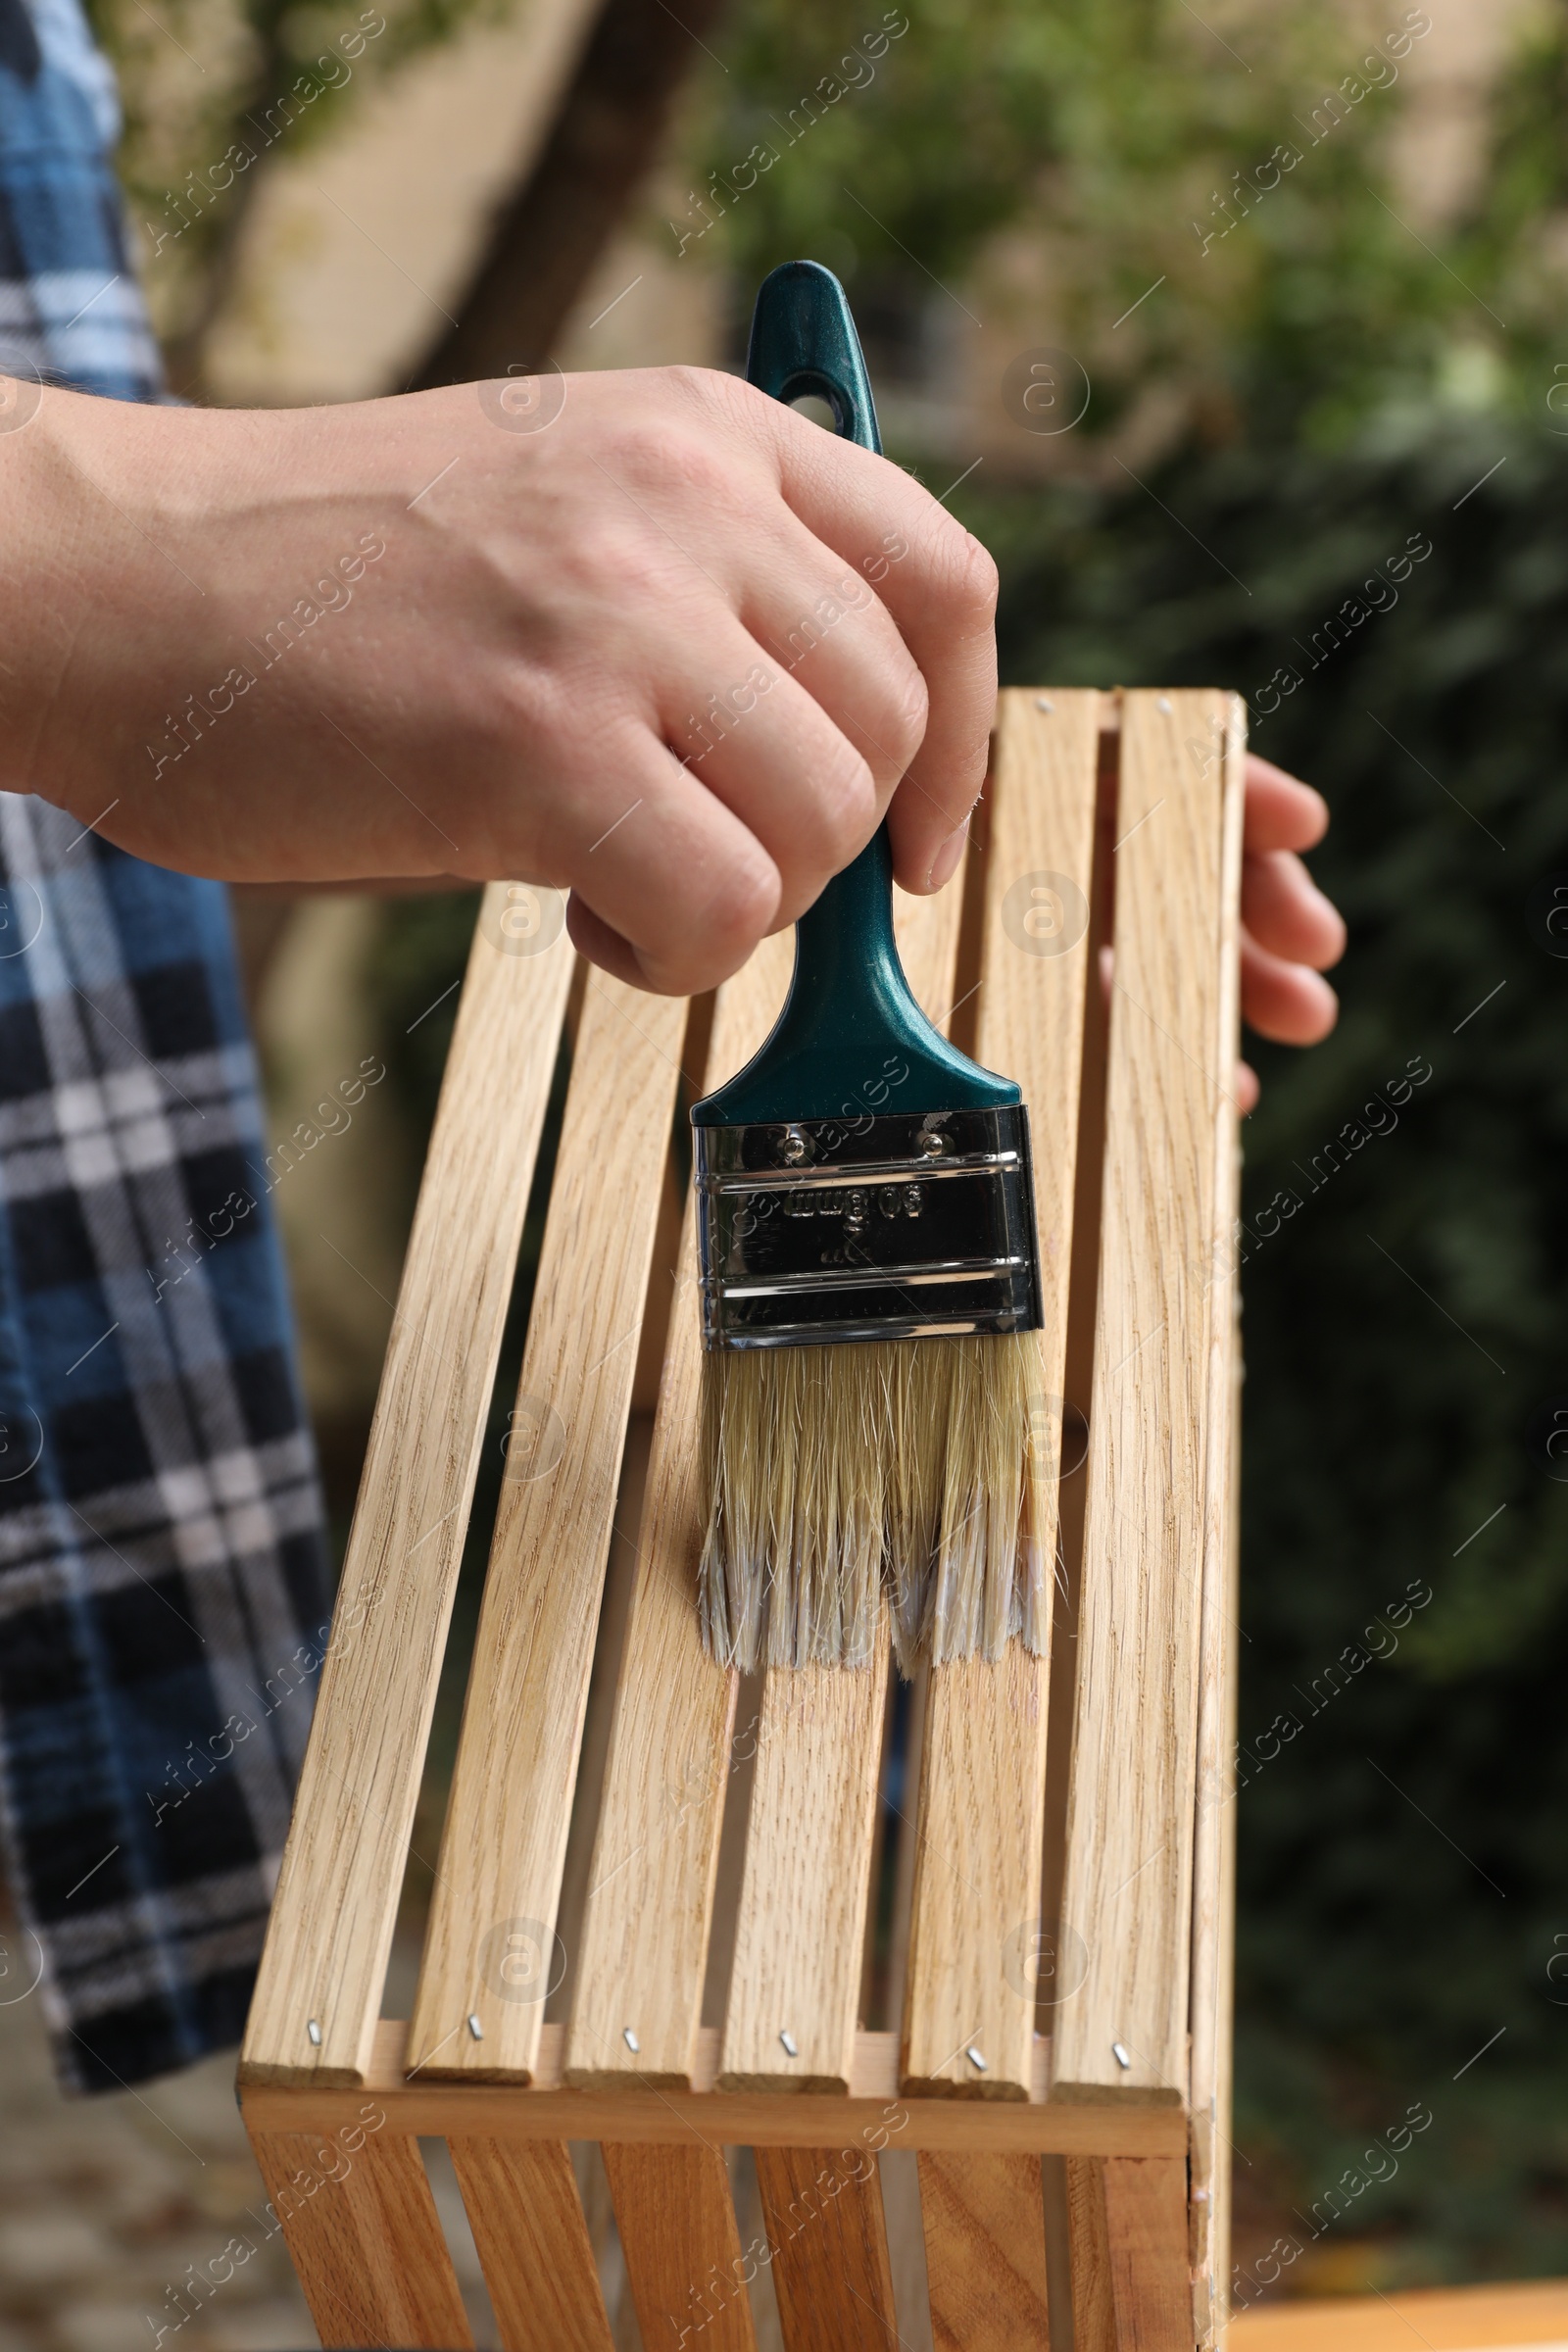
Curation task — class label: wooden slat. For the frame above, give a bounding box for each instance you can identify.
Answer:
[241,2018,1191,2152]
[1200,1344,1241,2341]
[603,2142,759,2351]
[1233,2279,1568,2352]
[1104,2158,1191,2352]
[242,886,573,2087]
[552,1409,657,2013]
[565,932,794,2086]
[1070,2153,1193,2352]
[720,879,964,2095]
[1188,700,1247,2339]
[1053,689,1235,2103]
[755,2143,898,2349]
[449,2136,613,2350]
[904,688,1100,2096]
[409,972,687,2079]
[719,1645,890,2090]
[918,2151,1051,2350]
[248,2124,471,2348]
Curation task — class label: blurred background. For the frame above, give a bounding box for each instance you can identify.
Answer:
[4,0,1568,2341]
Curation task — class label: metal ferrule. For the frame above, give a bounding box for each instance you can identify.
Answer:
[696,1105,1044,1350]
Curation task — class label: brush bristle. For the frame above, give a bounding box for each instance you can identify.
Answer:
[699,1331,1052,1674]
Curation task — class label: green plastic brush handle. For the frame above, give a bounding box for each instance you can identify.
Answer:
[692,259,1018,1128]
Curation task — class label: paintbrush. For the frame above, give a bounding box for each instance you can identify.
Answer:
[694,260,1049,1676]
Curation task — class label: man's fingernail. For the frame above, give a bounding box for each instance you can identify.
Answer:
[927,820,969,891]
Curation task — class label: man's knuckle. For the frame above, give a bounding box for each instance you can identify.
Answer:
[887,662,930,760]
[718,848,781,939]
[941,528,999,622]
[808,753,879,867]
[560,520,679,612]
[662,362,733,412]
[662,845,777,972]
[610,411,739,509]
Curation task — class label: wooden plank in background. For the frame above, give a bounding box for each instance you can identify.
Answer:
[1052,689,1231,2104]
[565,932,794,2087]
[603,2141,759,2351]
[242,885,573,2088]
[1233,2279,1568,2352]
[449,2135,613,2350]
[720,877,964,2096]
[409,973,687,2081]
[904,688,1100,2097]
[755,2143,898,2350]
[918,2150,1051,2351]
[248,2125,471,2348]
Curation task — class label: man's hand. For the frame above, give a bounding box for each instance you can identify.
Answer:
[1238,755,1345,1111]
[3,367,996,996]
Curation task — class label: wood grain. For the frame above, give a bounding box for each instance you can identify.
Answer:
[1232,2279,1568,2352]
[754,2143,897,2350]
[1053,690,1231,2103]
[904,689,1100,2096]
[603,2141,759,2351]
[242,885,573,2088]
[565,931,794,2087]
[248,2123,471,2348]
[719,876,964,2095]
[449,2135,614,2350]
[719,1646,891,2090]
[240,2018,1190,2152]
[918,2150,1051,2350]
[553,1409,657,2019]
[1103,2157,1191,2352]
[1069,2153,1192,2352]
[409,972,687,2080]
[1188,697,1247,2340]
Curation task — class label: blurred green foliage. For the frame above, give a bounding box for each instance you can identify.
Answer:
[680,0,1543,446]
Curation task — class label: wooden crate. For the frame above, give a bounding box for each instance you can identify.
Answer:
[237,685,1246,2352]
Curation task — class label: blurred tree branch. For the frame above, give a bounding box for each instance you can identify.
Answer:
[413,0,728,385]
[90,0,531,394]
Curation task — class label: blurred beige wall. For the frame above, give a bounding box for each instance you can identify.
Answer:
[204,0,605,404]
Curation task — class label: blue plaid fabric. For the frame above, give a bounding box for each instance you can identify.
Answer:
[0,0,330,2090]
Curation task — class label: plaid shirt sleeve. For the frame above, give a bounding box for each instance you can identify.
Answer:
[0,0,332,2091]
